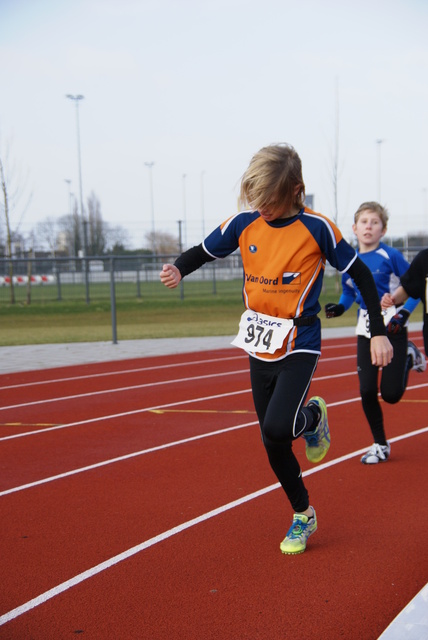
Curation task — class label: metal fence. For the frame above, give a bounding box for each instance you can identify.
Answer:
[0,253,245,304]
[1,245,426,305]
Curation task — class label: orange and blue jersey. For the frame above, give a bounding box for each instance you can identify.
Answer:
[203,207,357,360]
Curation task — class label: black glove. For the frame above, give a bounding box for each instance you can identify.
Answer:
[325,303,345,318]
[387,308,410,334]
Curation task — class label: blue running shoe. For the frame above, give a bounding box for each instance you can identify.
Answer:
[303,396,330,463]
[280,508,317,555]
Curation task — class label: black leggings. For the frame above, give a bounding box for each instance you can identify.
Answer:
[357,331,409,446]
[249,352,319,513]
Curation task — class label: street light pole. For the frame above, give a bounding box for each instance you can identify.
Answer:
[66,93,90,303]
[376,139,384,202]
[201,170,206,238]
[64,179,73,256]
[144,162,156,255]
[177,219,184,300]
[64,179,72,212]
[182,173,187,250]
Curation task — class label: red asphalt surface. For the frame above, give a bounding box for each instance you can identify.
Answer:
[0,333,427,639]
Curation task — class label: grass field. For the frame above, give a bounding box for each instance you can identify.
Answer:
[0,275,421,346]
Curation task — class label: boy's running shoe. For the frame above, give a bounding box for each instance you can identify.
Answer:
[280,508,317,555]
[407,341,427,372]
[303,396,330,463]
[361,442,391,464]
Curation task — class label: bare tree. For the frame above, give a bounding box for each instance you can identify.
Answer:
[57,199,82,257]
[0,212,5,255]
[332,79,340,228]
[87,191,106,255]
[0,156,15,302]
[327,78,343,292]
[104,224,130,253]
[146,230,179,255]
[35,216,61,257]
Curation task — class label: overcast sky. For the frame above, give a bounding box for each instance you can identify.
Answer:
[1,0,427,251]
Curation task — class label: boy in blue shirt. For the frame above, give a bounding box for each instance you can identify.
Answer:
[325,202,424,464]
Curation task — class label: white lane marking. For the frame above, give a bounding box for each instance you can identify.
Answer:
[0,369,250,411]
[0,420,259,496]
[0,369,356,413]
[0,355,248,390]
[0,388,251,442]
[0,351,355,392]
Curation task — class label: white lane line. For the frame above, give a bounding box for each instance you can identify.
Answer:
[1,378,427,444]
[1,425,426,627]
[0,369,249,411]
[2,382,426,494]
[0,388,251,442]
[0,420,259,496]
[0,368,356,413]
[0,355,247,391]
[0,346,357,392]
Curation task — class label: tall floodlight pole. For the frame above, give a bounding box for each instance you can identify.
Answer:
[201,170,206,238]
[66,94,89,303]
[64,179,73,256]
[423,188,428,232]
[177,220,183,253]
[177,220,184,300]
[182,173,187,250]
[64,178,73,215]
[376,139,384,202]
[144,162,156,255]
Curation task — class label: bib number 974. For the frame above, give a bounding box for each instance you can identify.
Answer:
[231,311,294,354]
[244,323,273,350]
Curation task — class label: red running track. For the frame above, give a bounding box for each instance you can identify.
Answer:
[0,334,427,639]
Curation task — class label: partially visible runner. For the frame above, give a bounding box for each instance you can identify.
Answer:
[325,202,424,465]
[160,144,393,555]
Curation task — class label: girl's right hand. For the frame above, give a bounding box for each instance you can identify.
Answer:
[159,264,182,289]
[381,293,394,310]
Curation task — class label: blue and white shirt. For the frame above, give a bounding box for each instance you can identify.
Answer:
[339,242,419,318]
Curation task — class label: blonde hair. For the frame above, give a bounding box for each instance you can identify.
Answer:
[354,201,389,229]
[239,143,305,212]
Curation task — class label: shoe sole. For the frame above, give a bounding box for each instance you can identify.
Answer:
[361,456,390,464]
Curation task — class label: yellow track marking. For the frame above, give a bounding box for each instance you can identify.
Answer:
[149,409,254,415]
[0,422,57,427]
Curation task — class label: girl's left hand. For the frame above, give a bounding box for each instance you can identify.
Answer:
[370,335,394,367]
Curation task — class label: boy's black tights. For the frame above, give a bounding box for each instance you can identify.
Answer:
[357,332,409,446]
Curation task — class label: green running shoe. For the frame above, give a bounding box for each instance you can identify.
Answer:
[303,396,330,463]
[280,508,317,555]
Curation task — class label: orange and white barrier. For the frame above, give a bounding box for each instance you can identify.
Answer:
[0,275,55,286]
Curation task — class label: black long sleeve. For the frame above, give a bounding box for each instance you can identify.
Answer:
[347,257,386,337]
[174,244,215,278]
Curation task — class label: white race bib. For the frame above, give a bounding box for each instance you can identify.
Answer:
[231,310,294,354]
[356,305,397,338]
